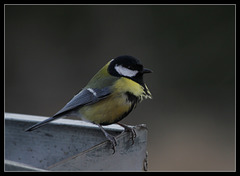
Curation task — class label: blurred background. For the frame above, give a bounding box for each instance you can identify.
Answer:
[5,5,235,171]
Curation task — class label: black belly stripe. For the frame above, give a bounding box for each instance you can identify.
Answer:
[125,91,139,104]
[99,92,140,125]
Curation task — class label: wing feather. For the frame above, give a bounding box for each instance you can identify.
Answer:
[53,87,111,117]
[25,87,111,132]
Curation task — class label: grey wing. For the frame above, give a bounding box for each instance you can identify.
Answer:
[53,87,111,117]
[25,87,111,132]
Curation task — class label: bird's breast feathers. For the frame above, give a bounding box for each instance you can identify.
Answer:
[79,77,151,125]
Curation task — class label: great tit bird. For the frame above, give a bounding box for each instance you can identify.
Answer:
[25,55,152,153]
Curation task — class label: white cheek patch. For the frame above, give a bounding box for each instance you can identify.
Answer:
[114,65,138,77]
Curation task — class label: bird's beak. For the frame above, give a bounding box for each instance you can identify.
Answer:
[143,68,153,74]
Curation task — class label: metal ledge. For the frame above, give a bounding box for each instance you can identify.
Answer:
[5,113,148,171]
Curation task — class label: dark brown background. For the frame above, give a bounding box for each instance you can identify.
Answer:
[5,5,235,171]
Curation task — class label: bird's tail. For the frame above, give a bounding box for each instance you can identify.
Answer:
[25,116,60,132]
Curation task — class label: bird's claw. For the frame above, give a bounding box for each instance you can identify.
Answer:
[106,134,117,154]
[117,123,137,145]
[98,124,117,154]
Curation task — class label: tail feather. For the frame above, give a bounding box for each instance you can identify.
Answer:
[25,116,60,132]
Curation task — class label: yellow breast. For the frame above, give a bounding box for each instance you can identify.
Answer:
[113,77,145,97]
[79,77,150,125]
[114,77,152,101]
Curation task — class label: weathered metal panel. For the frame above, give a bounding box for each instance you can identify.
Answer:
[48,125,148,171]
[5,113,148,171]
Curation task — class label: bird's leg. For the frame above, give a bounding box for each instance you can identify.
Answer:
[97,124,117,154]
[117,122,136,145]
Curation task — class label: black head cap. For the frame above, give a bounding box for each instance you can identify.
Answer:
[108,55,152,85]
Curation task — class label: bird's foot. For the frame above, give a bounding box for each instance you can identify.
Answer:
[98,124,117,154]
[105,133,117,154]
[117,123,136,145]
